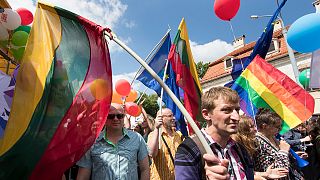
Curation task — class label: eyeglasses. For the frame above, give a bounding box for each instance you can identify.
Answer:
[107,114,125,120]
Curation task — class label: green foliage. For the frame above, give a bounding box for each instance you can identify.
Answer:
[138,93,159,118]
[196,61,210,79]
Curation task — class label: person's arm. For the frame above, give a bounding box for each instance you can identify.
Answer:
[138,156,150,180]
[175,138,206,180]
[147,115,162,157]
[137,133,150,180]
[76,149,92,180]
[76,168,91,180]
[254,164,288,179]
[140,106,154,131]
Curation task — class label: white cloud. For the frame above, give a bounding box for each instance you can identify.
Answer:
[190,39,234,63]
[7,0,127,30]
[123,20,135,29]
[7,0,129,55]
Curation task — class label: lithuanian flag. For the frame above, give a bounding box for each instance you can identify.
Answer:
[0,3,112,179]
[168,18,202,130]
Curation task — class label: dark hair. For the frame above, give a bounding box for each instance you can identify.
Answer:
[202,87,239,111]
[255,108,282,129]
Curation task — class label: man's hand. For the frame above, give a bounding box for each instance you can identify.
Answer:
[300,135,311,143]
[154,115,163,129]
[203,154,230,180]
[295,151,308,159]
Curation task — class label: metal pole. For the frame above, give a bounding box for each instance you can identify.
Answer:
[278,17,300,83]
[104,31,213,155]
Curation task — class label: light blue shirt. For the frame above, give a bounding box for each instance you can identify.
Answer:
[77,128,148,180]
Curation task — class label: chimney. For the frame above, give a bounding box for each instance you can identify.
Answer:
[313,0,320,12]
[273,19,282,32]
[232,35,245,50]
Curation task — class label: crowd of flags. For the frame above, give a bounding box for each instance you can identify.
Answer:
[0,0,318,178]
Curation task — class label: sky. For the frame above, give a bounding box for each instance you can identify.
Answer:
[6,0,317,93]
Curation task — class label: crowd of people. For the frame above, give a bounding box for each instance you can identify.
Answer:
[63,86,319,180]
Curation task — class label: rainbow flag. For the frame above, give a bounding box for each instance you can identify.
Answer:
[0,3,112,179]
[231,55,314,132]
[168,18,202,131]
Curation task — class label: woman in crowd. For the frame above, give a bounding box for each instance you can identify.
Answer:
[253,108,304,180]
[233,115,289,180]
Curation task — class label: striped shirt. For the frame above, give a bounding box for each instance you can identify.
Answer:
[175,129,252,180]
[148,130,182,180]
[202,130,247,180]
[77,128,148,180]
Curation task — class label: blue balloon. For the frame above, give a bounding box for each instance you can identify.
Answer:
[287,13,320,53]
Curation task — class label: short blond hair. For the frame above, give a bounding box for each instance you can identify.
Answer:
[202,87,239,111]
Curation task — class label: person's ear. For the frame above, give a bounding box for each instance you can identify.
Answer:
[202,109,211,121]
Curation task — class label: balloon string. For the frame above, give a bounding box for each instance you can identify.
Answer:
[228,21,237,42]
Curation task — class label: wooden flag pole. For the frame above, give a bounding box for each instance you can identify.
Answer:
[104,30,213,155]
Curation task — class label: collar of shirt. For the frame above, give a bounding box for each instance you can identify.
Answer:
[95,128,130,142]
[201,128,236,150]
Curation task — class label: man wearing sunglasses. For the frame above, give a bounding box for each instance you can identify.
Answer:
[77,103,150,180]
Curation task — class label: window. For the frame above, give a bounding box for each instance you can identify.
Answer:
[267,39,280,55]
[224,57,233,69]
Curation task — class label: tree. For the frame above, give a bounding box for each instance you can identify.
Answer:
[137,93,159,118]
[196,61,210,79]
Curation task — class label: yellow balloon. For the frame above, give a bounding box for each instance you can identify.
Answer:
[111,91,123,104]
[90,79,109,100]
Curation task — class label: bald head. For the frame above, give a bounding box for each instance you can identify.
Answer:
[109,103,125,114]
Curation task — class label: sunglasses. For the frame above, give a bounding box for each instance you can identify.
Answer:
[107,114,125,120]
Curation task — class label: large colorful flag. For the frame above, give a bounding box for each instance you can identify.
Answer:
[226,0,287,88]
[136,33,187,135]
[231,55,314,133]
[310,49,320,88]
[168,18,202,131]
[0,3,112,179]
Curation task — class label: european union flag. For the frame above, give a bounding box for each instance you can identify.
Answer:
[136,32,188,136]
[226,0,287,88]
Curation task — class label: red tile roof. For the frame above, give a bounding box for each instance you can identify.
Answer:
[201,27,289,83]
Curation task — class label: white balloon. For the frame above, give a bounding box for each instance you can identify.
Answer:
[0,23,9,40]
[0,8,21,30]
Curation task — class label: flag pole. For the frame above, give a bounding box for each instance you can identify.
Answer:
[130,29,171,86]
[158,59,170,149]
[104,30,213,155]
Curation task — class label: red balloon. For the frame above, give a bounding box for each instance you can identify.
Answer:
[214,0,240,21]
[16,8,34,25]
[115,79,131,96]
[125,102,140,116]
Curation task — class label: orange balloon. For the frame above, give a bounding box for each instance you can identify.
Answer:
[90,79,109,100]
[126,89,138,102]
[111,91,123,104]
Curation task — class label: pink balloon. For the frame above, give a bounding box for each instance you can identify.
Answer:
[214,0,240,21]
[16,8,34,25]
[125,102,139,116]
[115,79,131,96]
